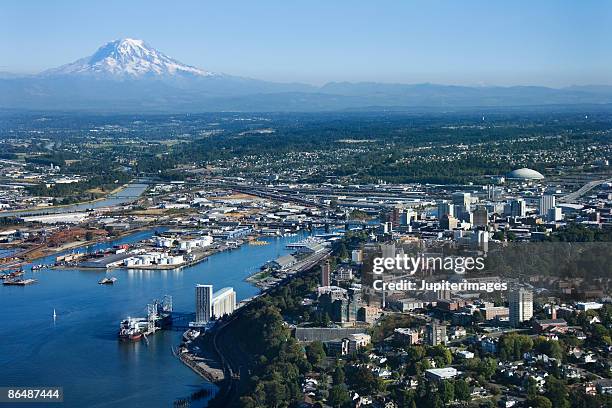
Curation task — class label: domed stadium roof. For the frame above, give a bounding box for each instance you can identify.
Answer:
[506,168,544,180]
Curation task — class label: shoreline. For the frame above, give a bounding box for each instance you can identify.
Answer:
[53,232,256,271]
[177,247,329,402]
[0,182,134,216]
[10,227,153,265]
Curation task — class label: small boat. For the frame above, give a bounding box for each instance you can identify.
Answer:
[4,269,25,279]
[53,309,57,320]
[98,277,117,285]
[3,278,37,286]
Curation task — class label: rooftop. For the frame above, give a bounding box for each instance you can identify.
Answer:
[506,168,545,180]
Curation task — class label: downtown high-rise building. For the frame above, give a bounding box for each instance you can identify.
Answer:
[195,284,213,324]
[509,288,533,327]
[401,209,416,226]
[320,260,331,287]
[507,198,526,217]
[472,206,489,227]
[452,192,471,209]
[438,201,455,218]
[539,194,556,216]
[439,214,459,230]
[195,284,236,324]
[547,207,563,222]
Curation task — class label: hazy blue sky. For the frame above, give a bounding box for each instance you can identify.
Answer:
[2,0,610,86]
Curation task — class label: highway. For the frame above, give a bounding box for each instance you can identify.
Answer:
[558,177,612,203]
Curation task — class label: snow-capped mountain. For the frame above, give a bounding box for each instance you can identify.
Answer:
[42,38,216,79]
[2,38,612,111]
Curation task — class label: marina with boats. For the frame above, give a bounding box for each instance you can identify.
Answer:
[1,268,37,285]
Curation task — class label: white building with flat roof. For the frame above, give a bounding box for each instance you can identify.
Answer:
[212,287,237,318]
[509,288,533,327]
[576,302,603,312]
[425,367,459,381]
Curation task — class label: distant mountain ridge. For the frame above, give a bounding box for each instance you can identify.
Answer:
[2,38,612,112]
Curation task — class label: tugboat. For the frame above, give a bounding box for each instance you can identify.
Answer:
[98,277,117,285]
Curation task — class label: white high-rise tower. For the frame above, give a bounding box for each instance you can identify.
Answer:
[509,288,533,327]
[195,284,213,324]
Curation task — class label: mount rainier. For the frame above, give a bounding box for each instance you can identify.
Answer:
[41,38,217,79]
[2,38,612,112]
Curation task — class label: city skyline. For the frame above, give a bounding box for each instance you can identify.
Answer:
[1,3,611,407]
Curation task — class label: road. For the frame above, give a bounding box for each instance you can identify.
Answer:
[558,177,612,203]
[207,251,329,407]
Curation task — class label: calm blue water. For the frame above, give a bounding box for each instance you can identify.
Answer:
[0,182,149,217]
[0,230,309,408]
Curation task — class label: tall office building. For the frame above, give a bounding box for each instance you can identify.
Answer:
[452,192,472,220]
[547,207,562,222]
[426,321,447,346]
[452,192,471,208]
[321,260,331,287]
[437,201,455,218]
[473,206,489,227]
[487,185,503,200]
[440,214,458,230]
[195,284,213,324]
[401,209,416,226]
[508,199,526,217]
[212,287,236,318]
[386,205,403,228]
[509,288,533,327]
[539,194,556,216]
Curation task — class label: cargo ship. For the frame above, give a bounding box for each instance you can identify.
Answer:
[118,318,147,341]
[118,296,173,341]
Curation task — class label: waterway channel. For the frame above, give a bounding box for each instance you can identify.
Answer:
[0,229,310,407]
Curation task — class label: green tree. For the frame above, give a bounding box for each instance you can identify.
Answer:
[529,396,553,408]
[545,377,570,408]
[477,357,497,380]
[333,365,345,385]
[499,333,533,361]
[327,385,349,408]
[454,379,470,401]
[347,366,381,395]
[440,380,455,403]
[305,341,326,366]
[429,344,452,367]
[526,377,539,400]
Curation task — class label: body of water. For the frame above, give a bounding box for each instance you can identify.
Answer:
[0,182,149,218]
[0,229,309,407]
